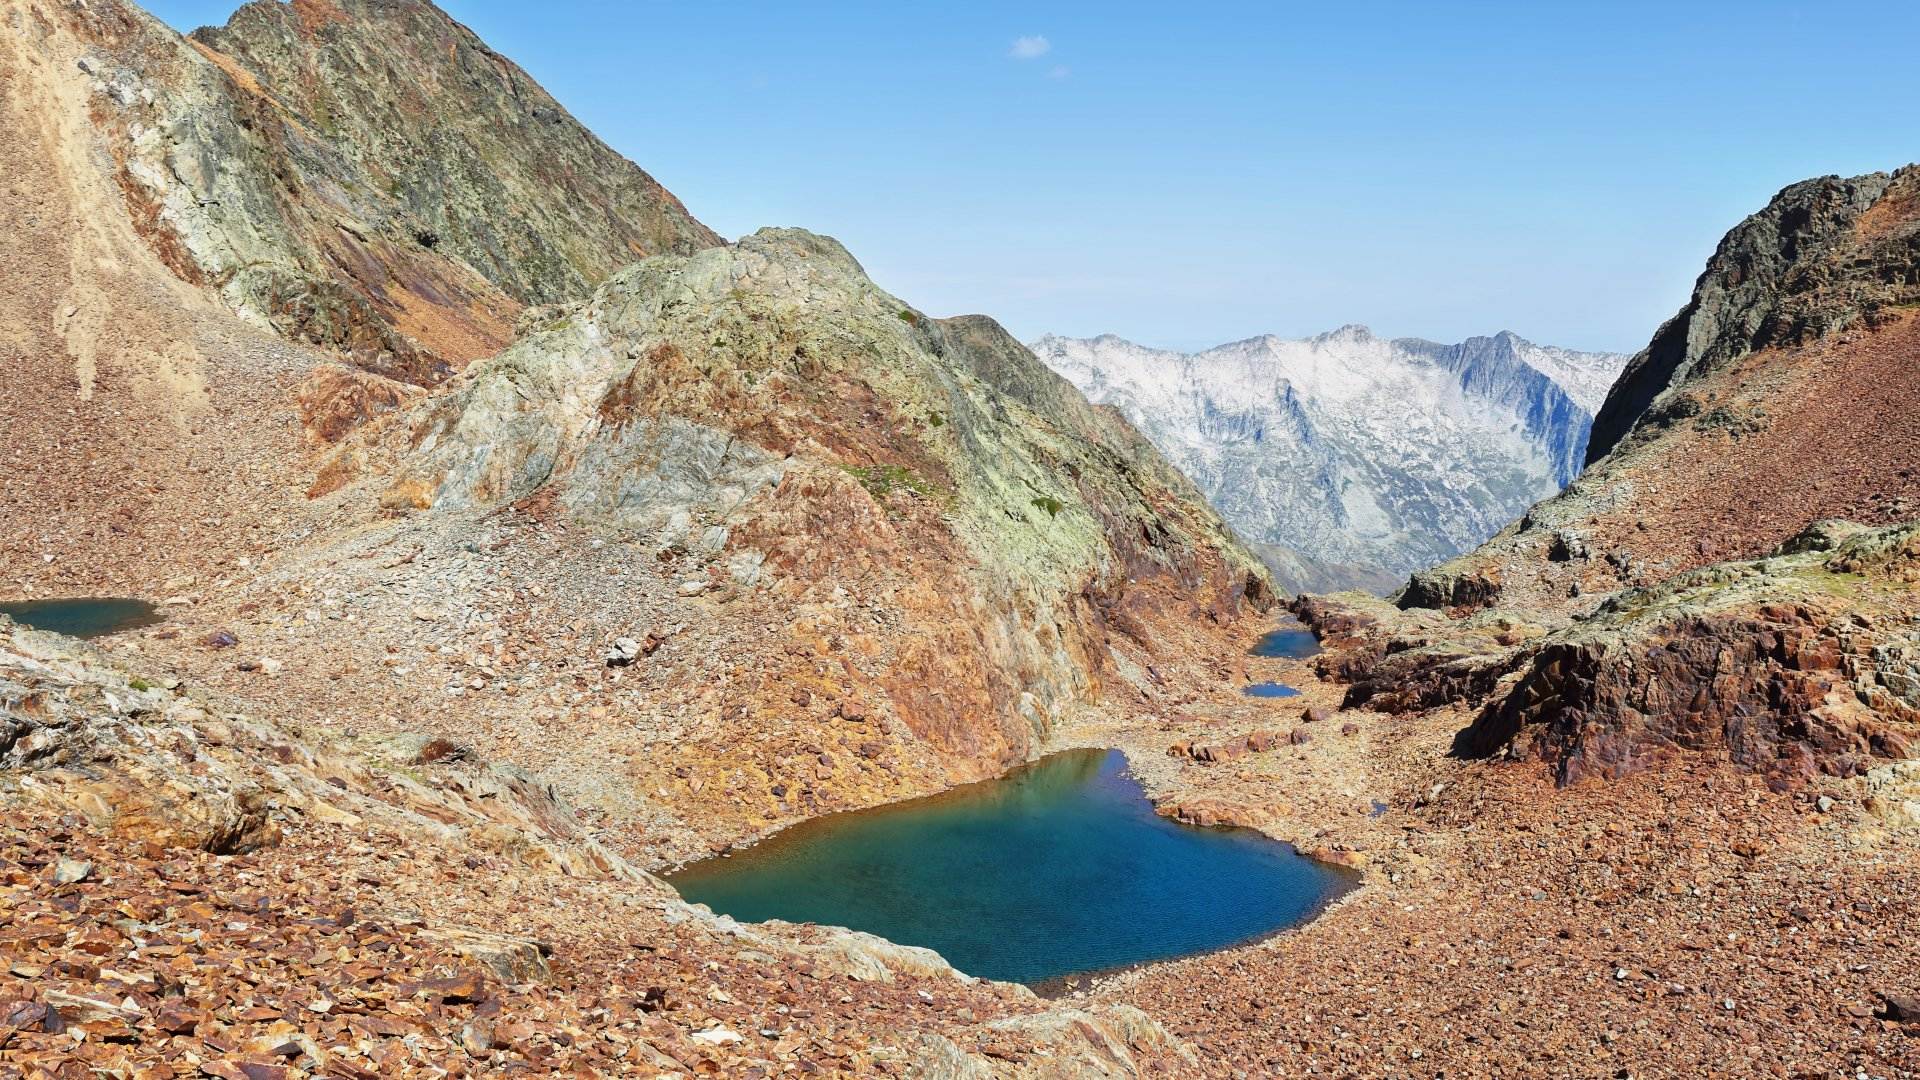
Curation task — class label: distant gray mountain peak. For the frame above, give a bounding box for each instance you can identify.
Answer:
[1028,329,1629,593]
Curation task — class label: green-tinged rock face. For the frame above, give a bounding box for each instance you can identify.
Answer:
[377,227,1269,771]
[405,227,1262,592]
[61,0,720,380]
[192,0,720,304]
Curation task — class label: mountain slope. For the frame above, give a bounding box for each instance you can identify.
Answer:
[1588,170,1920,465]
[1317,166,1920,788]
[1404,166,1920,614]
[6,0,1269,856]
[47,0,720,383]
[1030,328,1625,593]
[301,228,1271,816]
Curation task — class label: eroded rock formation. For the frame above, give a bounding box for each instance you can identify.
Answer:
[329,227,1269,779]
[1463,523,1920,783]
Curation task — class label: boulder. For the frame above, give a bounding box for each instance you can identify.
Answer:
[605,637,643,667]
[1878,993,1920,1025]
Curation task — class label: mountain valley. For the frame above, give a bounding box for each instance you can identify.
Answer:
[1,1,1917,1077]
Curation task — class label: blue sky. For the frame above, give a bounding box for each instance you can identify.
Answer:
[146,1,1919,354]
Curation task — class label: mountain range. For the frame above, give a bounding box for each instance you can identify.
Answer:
[1030,328,1626,593]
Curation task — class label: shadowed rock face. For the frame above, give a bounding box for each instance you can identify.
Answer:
[49,0,719,383]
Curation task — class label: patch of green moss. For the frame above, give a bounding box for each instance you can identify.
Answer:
[1795,566,1869,600]
[365,757,430,786]
[842,463,935,501]
[1031,496,1064,518]
[128,677,153,692]
[897,309,921,327]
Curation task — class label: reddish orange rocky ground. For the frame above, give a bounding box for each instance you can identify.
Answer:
[1580,313,1920,574]
[0,806,1186,1078]
[1106,751,1920,1078]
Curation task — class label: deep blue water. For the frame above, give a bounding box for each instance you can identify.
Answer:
[1250,621,1322,659]
[0,598,161,638]
[668,749,1353,985]
[1243,681,1301,698]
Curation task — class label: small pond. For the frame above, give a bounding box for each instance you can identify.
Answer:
[1250,620,1322,659]
[667,748,1354,986]
[1242,681,1301,698]
[0,598,162,638]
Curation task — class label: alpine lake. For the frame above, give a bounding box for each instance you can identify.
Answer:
[669,742,1352,986]
[0,597,162,638]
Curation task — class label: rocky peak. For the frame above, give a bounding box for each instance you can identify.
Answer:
[1402,163,1920,616]
[193,0,721,303]
[58,0,719,383]
[1412,332,1593,485]
[338,226,1267,775]
[1031,329,1621,593]
[1588,167,1920,462]
[1309,323,1376,346]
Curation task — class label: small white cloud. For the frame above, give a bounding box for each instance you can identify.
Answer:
[1009,35,1051,60]
[1046,65,1070,80]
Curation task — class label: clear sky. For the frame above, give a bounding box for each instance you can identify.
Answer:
[145,1,1919,354]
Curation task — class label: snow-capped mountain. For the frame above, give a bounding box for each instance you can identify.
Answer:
[1028,327,1628,594]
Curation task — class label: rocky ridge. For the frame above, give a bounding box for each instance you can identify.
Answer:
[1589,169,1920,463]
[1403,167,1920,615]
[47,0,719,383]
[304,226,1269,818]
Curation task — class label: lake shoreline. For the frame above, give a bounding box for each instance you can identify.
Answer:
[666,745,1356,987]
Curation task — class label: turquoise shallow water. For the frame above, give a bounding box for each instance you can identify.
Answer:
[667,749,1354,985]
[1243,681,1301,698]
[0,598,161,638]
